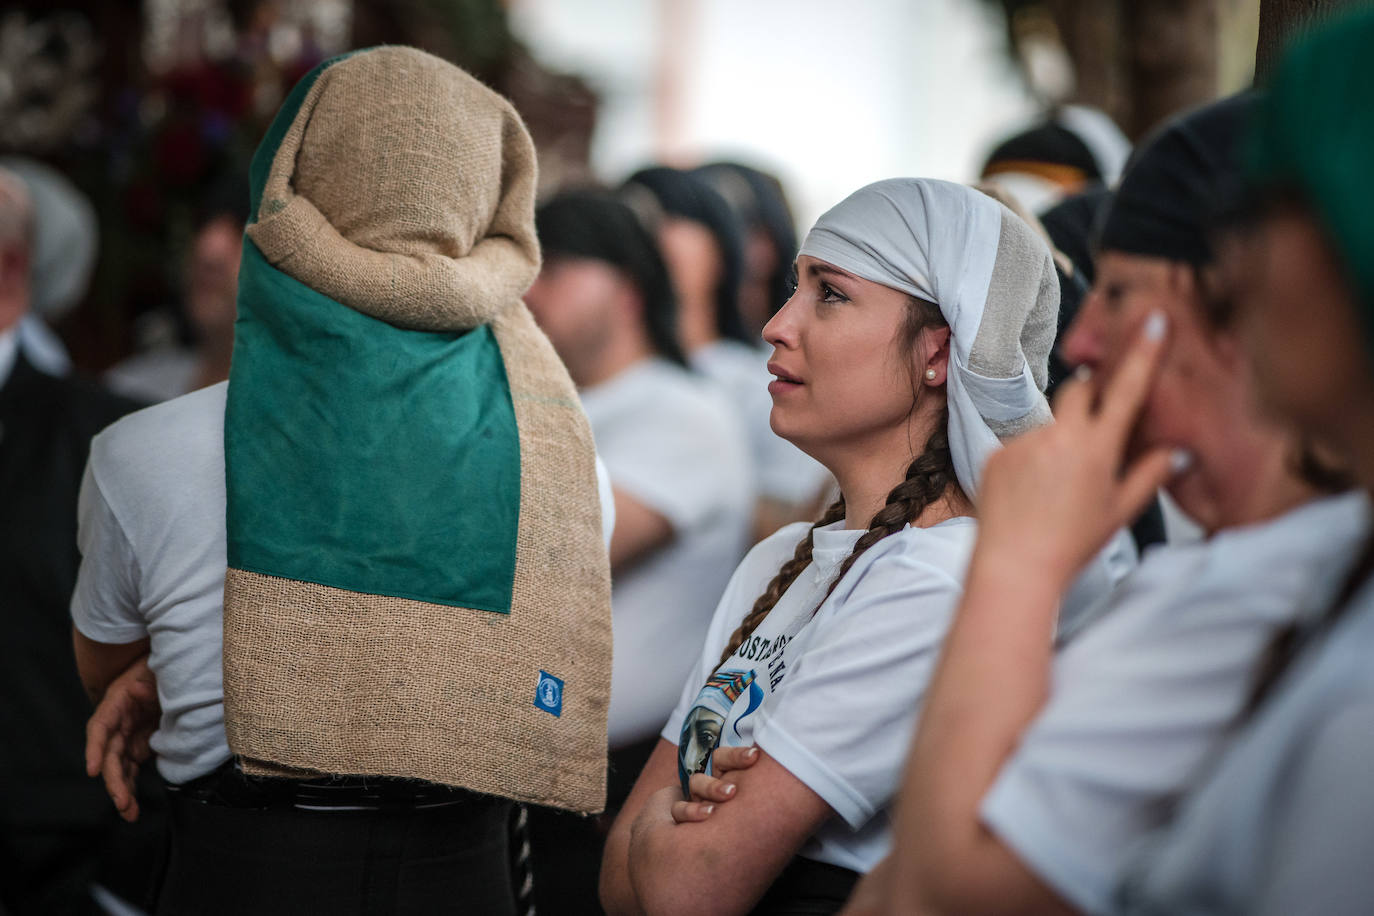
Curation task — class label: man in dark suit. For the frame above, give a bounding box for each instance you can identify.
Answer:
[0,166,161,914]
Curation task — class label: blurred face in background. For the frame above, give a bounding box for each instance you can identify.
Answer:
[738,228,780,339]
[762,254,946,468]
[1228,207,1374,464]
[187,215,244,339]
[524,255,637,382]
[657,217,722,325]
[1060,250,1262,531]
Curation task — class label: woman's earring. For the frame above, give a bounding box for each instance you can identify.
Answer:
[924,368,937,381]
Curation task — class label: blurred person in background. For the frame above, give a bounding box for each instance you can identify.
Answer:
[0,166,159,915]
[695,160,837,542]
[601,177,1127,915]
[524,187,753,911]
[979,104,1132,217]
[692,161,797,341]
[106,178,248,403]
[0,157,99,376]
[855,93,1367,916]
[1115,11,1374,913]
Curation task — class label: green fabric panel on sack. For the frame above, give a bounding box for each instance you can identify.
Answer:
[225,240,521,612]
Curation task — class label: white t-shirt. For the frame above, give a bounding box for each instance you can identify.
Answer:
[581,357,756,748]
[980,492,1370,915]
[71,381,617,784]
[661,516,978,874]
[1117,559,1374,916]
[691,339,833,506]
[105,346,200,403]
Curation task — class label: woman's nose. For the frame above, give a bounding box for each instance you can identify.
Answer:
[762,295,801,349]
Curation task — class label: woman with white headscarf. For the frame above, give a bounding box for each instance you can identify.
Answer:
[599,178,1127,915]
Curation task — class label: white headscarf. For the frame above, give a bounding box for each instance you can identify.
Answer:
[798,177,1056,498]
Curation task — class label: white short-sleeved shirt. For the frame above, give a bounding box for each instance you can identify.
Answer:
[980,493,1369,915]
[662,516,979,874]
[1117,571,1374,916]
[581,357,756,748]
[691,339,833,506]
[71,381,617,784]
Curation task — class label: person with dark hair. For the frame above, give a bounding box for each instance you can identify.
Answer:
[601,178,1125,914]
[855,92,1367,916]
[1115,11,1374,913]
[693,161,798,337]
[524,187,754,911]
[527,187,753,756]
[694,160,837,542]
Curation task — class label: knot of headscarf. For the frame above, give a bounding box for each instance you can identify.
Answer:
[245,46,540,332]
[798,177,1057,497]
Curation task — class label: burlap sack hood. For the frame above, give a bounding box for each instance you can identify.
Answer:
[221,46,612,813]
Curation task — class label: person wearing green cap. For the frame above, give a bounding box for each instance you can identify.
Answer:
[1112,9,1374,914]
[845,90,1367,916]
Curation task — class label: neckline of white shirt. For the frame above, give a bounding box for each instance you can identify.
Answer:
[810,515,976,575]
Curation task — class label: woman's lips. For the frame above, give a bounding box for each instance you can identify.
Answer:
[767,362,803,396]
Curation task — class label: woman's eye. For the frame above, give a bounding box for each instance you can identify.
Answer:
[819,282,848,303]
[1102,283,1126,309]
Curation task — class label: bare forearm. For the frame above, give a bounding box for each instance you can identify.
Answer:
[601,821,646,916]
[72,628,150,705]
[891,549,1069,913]
[627,814,741,916]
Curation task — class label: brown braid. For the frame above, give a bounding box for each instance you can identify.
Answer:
[717,498,846,666]
[821,411,953,605]
[715,413,955,666]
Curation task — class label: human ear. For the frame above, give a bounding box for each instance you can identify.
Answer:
[920,325,953,386]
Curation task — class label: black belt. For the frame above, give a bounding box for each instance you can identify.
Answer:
[165,759,496,812]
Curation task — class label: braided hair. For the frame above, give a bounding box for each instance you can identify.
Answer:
[716,297,957,666]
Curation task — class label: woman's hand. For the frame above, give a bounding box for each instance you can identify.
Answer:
[976,310,1181,591]
[85,654,159,822]
[671,745,761,823]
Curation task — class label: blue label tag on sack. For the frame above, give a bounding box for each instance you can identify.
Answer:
[534,670,564,717]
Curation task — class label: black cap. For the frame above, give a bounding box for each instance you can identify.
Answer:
[1098,93,1258,265]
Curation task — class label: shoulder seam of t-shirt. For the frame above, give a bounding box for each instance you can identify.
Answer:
[86,446,145,596]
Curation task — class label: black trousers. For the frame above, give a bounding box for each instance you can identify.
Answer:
[158,777,514,916]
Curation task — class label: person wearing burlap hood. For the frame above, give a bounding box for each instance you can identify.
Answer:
[70,47,613,915]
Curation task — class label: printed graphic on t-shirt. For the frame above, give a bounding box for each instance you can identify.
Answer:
[676,629,796,797]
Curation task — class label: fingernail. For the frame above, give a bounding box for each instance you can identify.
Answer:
[1170,448,1194,473]
[724,784,736,796]
[746,746,759,759]
[1144,311,1168,341]
[703,805,715,815]
[1074,365,1092,383]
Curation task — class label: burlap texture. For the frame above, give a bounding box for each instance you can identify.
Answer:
[223,47,612,812]
[246,47,539,332]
